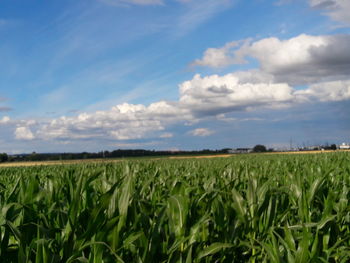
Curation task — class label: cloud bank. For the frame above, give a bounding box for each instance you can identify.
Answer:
[193,34,350,85]
[5,72,350,142]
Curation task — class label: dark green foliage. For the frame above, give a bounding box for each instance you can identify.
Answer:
[253,145,267,153]
[0,153,8,162]
[0,153,349,262]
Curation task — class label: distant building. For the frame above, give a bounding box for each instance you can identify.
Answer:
[299,146,321,151]
[229,148,253,154]
[339,143,350,150]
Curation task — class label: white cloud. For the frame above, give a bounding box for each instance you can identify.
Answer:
[0,116,10,124]
[295,80,350,102]
[34,102,188,141]
[189,128,214,137]
[160,132,173,138]
[309,0,350,26]
[15,127,35,140]
[192,39,250,68]
[246,34,350,85]
[179,73,297,115]
[193,34,350,85]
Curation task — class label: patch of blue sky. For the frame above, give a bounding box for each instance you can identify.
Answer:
[1,0,350,152]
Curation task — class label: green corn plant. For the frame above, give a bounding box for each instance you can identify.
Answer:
[0,152,349,262]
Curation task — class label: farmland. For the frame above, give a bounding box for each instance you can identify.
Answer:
[0,152,349,262]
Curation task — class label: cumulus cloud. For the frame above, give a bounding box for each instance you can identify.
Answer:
[179,73,297,116]
[295,80,350,102]
[0,116,10,124]
[34,102,189,141]
[15,127,35,140]
[246,34,350,85]
[309,0,350,26]
[193,34,350,85]
[192,40,250,68]
[189,128,214,137]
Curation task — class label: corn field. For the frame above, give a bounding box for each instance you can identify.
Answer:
[0,153,349,262]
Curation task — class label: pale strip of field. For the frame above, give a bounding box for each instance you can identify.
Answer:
[0,158,123,168]
[266,149,350,155]
[169,150,350,160]
[169,154,232,159]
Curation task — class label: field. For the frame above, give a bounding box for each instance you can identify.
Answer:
[0,153,349,262]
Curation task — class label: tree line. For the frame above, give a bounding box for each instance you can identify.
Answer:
[0,149,232,163]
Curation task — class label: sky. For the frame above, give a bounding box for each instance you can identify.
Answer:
[0,0,350,153]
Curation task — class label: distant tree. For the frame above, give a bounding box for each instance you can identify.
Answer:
[253,145,267,153]
[0,153,8,162]
[28,152,37,161]
[330,144,337,150]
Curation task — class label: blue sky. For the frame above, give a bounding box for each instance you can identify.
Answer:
[0,0,350,153]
